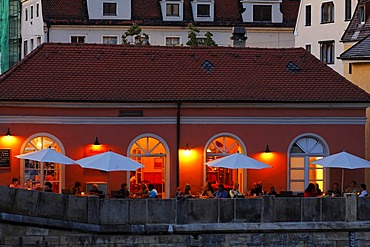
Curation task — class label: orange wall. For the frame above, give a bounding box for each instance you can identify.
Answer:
[0,106,367,196]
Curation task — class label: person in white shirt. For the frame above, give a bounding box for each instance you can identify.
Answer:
[359,183,368,197]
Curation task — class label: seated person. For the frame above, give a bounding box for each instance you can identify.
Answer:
[229,183,243,198]
[148,183,158,198]
[44,182,53,192]
[214,183,228,198]
[359,183,368,197]
[345,180,359,194]
[250,182,263,196]
[315,183,322,196]
[140,183,149,198]
[202,182,214,198]
[90,183,103,196]
[71,181,82,195]
[183,184,193,198]
[267,185,278,196]
[327,182,341,197]
[9,177,22,188]
[130,171,136,184]
[176,187,183,198]
[304,183,316,197]
[116,183,130,198]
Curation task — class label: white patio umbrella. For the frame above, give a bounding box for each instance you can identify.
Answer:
[75,151,144,196]
[205,153,271,170]
[204,153,272,188]
[15,147,76,188]
[311,151,370,193]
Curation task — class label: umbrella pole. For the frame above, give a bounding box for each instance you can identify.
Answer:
[108,173,110,198]
[40,162,44,189]
[341,168,344,195]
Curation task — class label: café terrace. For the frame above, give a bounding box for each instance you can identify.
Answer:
[0,43,369,198]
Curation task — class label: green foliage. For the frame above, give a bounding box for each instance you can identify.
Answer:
[186,23,217,47]
[122,23,150,45]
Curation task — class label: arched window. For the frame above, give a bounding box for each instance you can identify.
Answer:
[288,134,329,192]
[128,134,169,198]
[205,134,246,189]
[20,134,65,193]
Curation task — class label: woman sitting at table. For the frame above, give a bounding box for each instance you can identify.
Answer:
[9,177,22,188]
[140,183,149,198]
[71,181,82,195]
[183,184,193,198]
[304,183,316,197]
[202,182,214,198]
[90,184,103,196]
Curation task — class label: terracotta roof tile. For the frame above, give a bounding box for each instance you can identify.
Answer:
[1,43,369,103]
[42,0,299,27]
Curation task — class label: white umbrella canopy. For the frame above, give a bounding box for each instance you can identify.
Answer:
[312,151,370,193]
[15,147,75,164]
[311,151,370,169]
[75,151,143,172]
[205,153,271,169]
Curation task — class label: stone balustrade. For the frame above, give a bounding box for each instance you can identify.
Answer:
[1,186,370,228]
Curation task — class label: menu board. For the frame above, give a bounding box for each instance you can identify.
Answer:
[0,149,10,169]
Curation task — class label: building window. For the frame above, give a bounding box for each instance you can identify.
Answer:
[197,4,210,17]
[129,136,167,198]
[23,40,28,57]
[71,36,86,43]
[36,3,39,17]
[349,63,352,74]
[288,136,327,192]
[25,8,28,21]
[103,2,117,16]
[359,5,365,24]
[205,135,245,189]
[165,37,180,46]
[166,3,179,16]
[305,44,311,53]
[30,39,34,50]
[253,5,272,22]
[21,135,64,193]
[37,37,41,46]
[305,5,311,26]
[30,5,34,19]
[320,41,334,64]
[321,2,334,23]
[345,0,351,21]
[103,36,118,44]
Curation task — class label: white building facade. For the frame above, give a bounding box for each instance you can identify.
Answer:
[294,0,357,75]
[21,0,299,58]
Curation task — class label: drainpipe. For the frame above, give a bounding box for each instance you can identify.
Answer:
[176,102,182,188]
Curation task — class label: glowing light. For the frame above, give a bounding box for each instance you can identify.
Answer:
[0,135,18,146]
[260,152,273,160]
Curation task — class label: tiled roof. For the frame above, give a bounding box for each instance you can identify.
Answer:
[41,0,299,27]
[341,0,370,42]
[0,43,369,103]
[339,34,370,60]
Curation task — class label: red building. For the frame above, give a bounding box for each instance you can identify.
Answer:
[0,43,369,197]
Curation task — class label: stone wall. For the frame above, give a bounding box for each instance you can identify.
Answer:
[1,186,370,246]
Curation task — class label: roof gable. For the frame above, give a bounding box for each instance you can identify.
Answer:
[342,0,370,42]
[340,34,370,60]
[1,43,369,103]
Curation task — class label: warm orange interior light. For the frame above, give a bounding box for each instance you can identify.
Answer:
[179,149,197,163]
[260,152,274,160]
[0,135,18,146]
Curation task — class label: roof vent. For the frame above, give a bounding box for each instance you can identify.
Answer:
[286,61,300,73]
[202,60,214,73]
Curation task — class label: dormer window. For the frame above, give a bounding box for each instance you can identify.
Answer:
[191,0,214,22]
[253,5,272,22]
[103,2,117,16]
[160,0,184,21]
[197,4,210,17]
[166,3,179,16]
[240,0,283,23]
[359,5,365,24]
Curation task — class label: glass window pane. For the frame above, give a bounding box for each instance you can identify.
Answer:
[290,157,304,168]
[290,181,304,192]
[291,169,304,180]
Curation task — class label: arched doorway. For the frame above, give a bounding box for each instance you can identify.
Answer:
[128,134,170,198]
[204,133,247,193]
[288,133,329,193]
[20,133,65,193]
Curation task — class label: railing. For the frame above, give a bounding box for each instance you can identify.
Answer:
[1,186,369,227]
